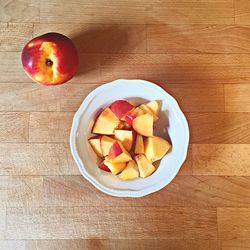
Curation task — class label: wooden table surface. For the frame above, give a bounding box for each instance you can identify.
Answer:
[1,1,250,249]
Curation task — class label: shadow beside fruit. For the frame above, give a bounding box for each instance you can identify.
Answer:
[71,25,130,78]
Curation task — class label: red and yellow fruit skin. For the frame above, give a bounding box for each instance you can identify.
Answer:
[110,100,134,119]
[21,32,78,86]
[99,162,111,172]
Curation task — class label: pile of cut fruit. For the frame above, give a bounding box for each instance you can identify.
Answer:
[88,100,171,180]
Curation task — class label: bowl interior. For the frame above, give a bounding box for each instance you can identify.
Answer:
[71,80,189,196]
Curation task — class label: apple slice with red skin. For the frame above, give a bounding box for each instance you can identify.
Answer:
[108,141,132,163]
[88,136,103,157]
[110,100,134,119]
[100,135,116,156]
[125,107,145,125]
[99,161,111,172]
[103,158,126,175]
[125,114,136,126]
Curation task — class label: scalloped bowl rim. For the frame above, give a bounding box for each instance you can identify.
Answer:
[70,79,189,197]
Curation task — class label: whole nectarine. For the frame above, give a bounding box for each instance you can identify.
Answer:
[21,32,78,85]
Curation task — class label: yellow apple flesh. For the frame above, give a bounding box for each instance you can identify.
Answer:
[135,154,156,178]
[132,113,153,137]
[114,130,136,151]
[145,100,161,116]
[134,134,144,154]
[139,104,158,121]
[108,141,132,163]
[104,158,126,175]
[119,160,139,180]
[92,108,120,135]
[144,136,171,162]
[88,136,103,157]
[100,135,116,156]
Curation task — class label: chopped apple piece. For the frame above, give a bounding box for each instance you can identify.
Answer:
[132,107,145,116]
[139,104,158,121]
[132,113,153,137]
[145,100,161,117]
[134,134,144,154]
[92,108,120,135]
[119,160,139,180]
[100,135,116,156]
[125,107,145,125]
[110,100,134,119]
[88,136,103,157]
[108,141,132,163]
[89,99,169,179]
[104,158,126,175]
[144,136,171,162]
[99,161,111,172]
[135,154,156,178]
[114,130,136,151]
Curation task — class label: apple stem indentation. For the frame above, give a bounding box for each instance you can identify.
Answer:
[45,59,53,67]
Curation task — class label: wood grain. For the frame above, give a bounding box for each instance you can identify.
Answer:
[43,175,250,208]
[34,24,146,53]
[218,208,250,239]
[192,144,250,175]
[0,52,31,83]
[5,207,217,239]
[29,112,74,143]
[0,176,43,207]
[147,25,250,54]
[100,54,250,84]
[0,208,5,239]
[0,0,39,22]
[187,113,250,144]
[40,0,148,24]
[4,52,250,85]
[1,0,250,244]
[235,0,250,24]
[0,143,71,175]
[25,239,221,250]
[40,0,234,24]
[74,54,101,83]
[0,83,100,112]
[148,0,234,25]
[0,241,25,250]
[0,23,33,52]
[161,84,225,112]
[63,144,81,175]
[177,146,192,175]
[0,83,60,112]
[0,112,29,142]
[59,84,99,111]
[0,83,225,113]
[225,84,250,112]
[221,240,250,250]
[0,82,225,113]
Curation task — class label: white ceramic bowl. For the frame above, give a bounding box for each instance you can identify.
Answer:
[70,79,189,197]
